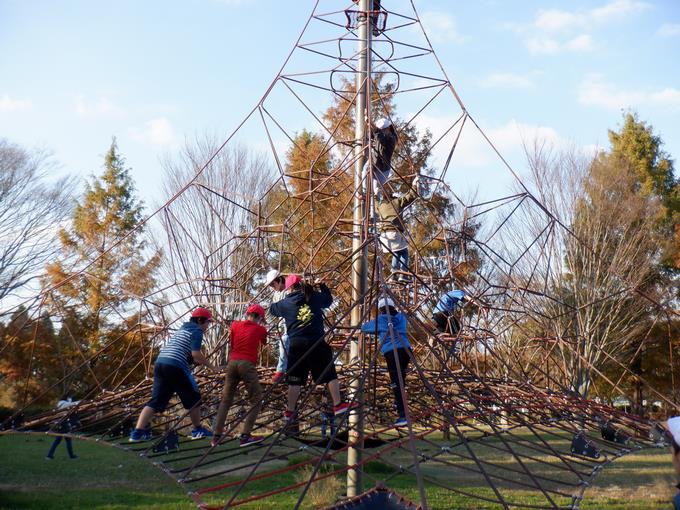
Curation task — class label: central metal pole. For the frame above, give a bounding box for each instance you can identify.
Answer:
[347,0,372,498]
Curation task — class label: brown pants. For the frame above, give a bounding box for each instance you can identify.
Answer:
[214,360,262,437]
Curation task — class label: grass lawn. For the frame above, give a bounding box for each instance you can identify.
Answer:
[0,432,677,509]
[579,448,678,510]
[0,433,194,510]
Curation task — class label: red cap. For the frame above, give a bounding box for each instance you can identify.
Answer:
[191,307,213,321]
[285,274,302,290]
[246,304,265,318]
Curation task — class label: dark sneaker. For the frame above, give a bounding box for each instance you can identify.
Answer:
[284,421,299,437]
[239,434,265,447]
[210,433,223,448]
[394,416,408,427]
[129,428,152,442]
[283,410,299,437]
[190,426,213,440]
[333,402,359,416]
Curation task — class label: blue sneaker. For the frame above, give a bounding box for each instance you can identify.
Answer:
[129,428,152,442]
[394,416,408,427]
[190,426,213,440]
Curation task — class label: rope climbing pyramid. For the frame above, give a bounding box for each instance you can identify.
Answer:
[1,1,676,509]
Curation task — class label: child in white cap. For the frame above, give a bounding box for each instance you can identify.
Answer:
[369,117,398,190]
[265,268,288,383]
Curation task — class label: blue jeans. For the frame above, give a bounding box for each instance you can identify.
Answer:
[363,161,392,197]
[320,411,336,438]
[276,334,290,373]
[392,248,409,273]
[47,435,75,458]
[373,166,391,188]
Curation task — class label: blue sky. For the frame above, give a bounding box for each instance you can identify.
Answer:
[1,0,679,208]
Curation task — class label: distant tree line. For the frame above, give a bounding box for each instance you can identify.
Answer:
[0,109,677,415]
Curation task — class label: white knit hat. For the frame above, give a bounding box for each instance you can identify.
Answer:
[378,297,395,309]
[265,268,280,286]
[375,118,392,129]
[668,416,680,446]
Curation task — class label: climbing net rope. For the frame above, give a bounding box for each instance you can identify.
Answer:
[1,1,678,509]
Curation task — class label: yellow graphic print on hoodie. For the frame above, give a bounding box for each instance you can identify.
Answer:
[297,304,313,327]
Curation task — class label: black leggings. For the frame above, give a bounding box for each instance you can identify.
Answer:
[433,312,460,335]
[384,347,411,417]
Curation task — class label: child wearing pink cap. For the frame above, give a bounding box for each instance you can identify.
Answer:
[270,275,357,423]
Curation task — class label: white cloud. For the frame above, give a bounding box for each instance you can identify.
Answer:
[409,113,585,203]
[526,37,561,55]
[533,0,648,34]
[480,73,535,89]
[411,112,488,167]
[212,0,253,5]
[0,94,32,112]
[519,0,648,54]
[487,120,564,154]
[412,113,567,169]
[419,11,465,44]
[129,117,178,147]
[578,75,680,110]
[74,95,121,116]
[534,10,580,33]
[657,23,680,37]
[578,75,644,109]
[649,88,680,106]
[526,34,592,55]
[590,0,649,22]
[565,34,593,51]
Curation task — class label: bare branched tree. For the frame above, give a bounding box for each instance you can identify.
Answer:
[155,135,276,351]
[0,139,75,306]
[508,142,663,397]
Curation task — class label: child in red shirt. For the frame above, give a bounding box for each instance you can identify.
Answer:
[212,304,267,447]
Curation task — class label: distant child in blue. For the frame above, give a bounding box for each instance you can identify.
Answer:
[432,289,467,335]
[45,396,80,460]
[361,297,412,427]
[666,417,680,509]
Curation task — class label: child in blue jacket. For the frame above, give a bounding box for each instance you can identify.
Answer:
[361,297,412,427]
